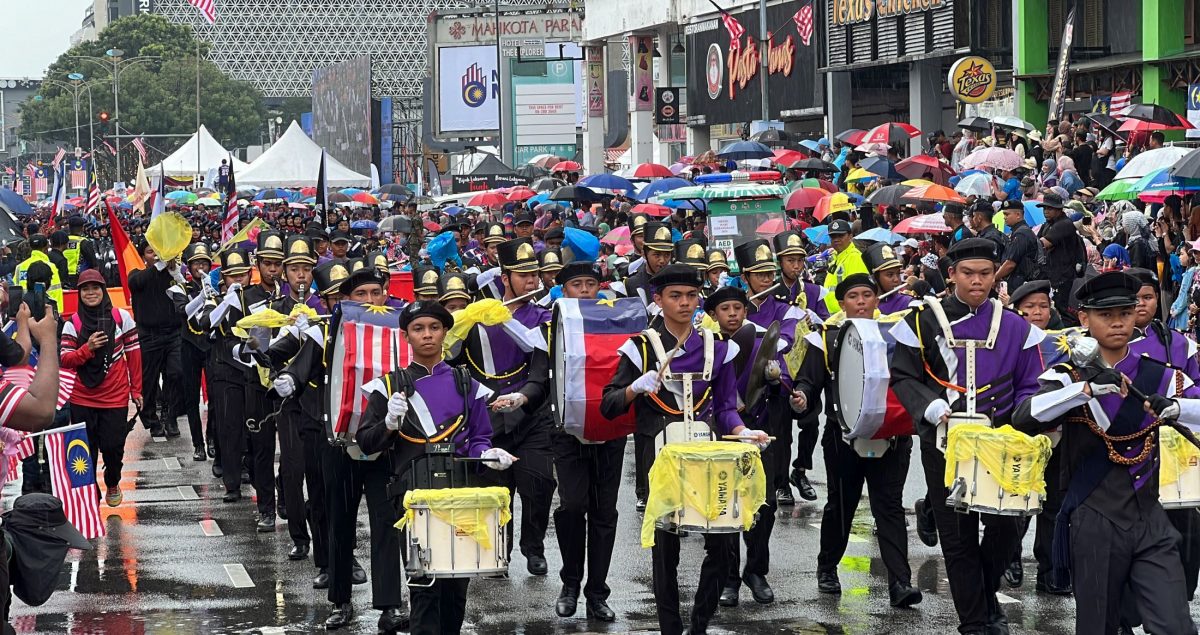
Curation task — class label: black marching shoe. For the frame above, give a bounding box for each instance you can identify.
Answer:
[1004,558,1023,588]
[776,487,795,506]
[192,446,207,462]
[377,607,409,634]
[1035,575,1072,596]
[277,500,287,520]
[555,585,579,617]
[351,558,368,585]
[817,569,841,594]
[312,568,329,589]
[889,581,922,608]
[206,438,217,458]
[256,513,275,532]
[718,585,738,607]
[165,421,181,437]
[324,603,354,630]
[527,554,548,576]
[914,499,938,547]
[585,598,616,622]
[635,498,647,513]
[288,542,309,561]
[743,573,774,604]
[790,469,817,501]
[149,424,166,437]
[222,490,240,503]
[211,462,223,478]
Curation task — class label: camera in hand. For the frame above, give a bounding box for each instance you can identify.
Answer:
[21,261,55,321]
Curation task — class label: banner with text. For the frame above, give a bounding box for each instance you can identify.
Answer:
[437,45,502,134]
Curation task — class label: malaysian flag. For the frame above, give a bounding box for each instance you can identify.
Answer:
[51,148,66,168]
[188,0,216,24]
[47,162,67,230]
[1111,91,1133,116]
[327,302,411,447]
[5,433,36,483]
[131,137,147,164]
[793,3,814,46]
[222,154,238,241]
[87,169,102,217]
[70,168,87,190]
[721,12,746,53]
[3,166,12,176]
[46,426,105,539]
[101,139,117,156]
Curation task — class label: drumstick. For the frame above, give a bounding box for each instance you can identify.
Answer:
[655,329,690,384]
[720,434,777,441]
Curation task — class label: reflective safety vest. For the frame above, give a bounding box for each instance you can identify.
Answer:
[64,235,87,275]
[14,251,64,309]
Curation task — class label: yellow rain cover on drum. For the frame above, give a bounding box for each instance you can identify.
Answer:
[398,487,512,549]
[641,441,766,548]
[444,299,512,354]
[944,424,1052,496]
[234,304,320,333]
[1161,427,1200,486]
[145,212,193,262]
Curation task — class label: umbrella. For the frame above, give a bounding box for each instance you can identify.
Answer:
[861,122,921,145]
[1170,148,1200,180]
[636,177,692,201]
[865,184,914,206]
[896,155,956,184]
[1081,112,1125,139]
[631,203,673,217]
[1022,201,1047,227]
[1124,104,1187,127]
[1133,167,1200,195]
[716,140,774,160]
[1116,146,1192,180]
[423,220,441,232]
[66,196,85,206]
[750,128,794,147]
[528,154,566,169]
[340,188,365,195]
[856,227,905,244]
[550,160,582,173]
[893,213,952,234]
[859,156,903,180]
[784,187,831,211]
[788,158,838,172]
[375,183,412,197]
[772,149,808,167]
[467,191,508,208]
[351,220,378,231]
[667,162,691,175]
[166,190,195,202]
[855,142,892,156]
[352,192,379,205]
[0,189,32,216]
[953,172,1003,198]
[578,173,635,194]
[901,183,967,204]
[631,163,674,179]
[300,186,317,197]
[803,226,830,245]
[957,116,991,132]
[378,215,413,233]
[845,168,878,183]
[1095,179,1140,201]
[813,192,855,221]
[1119,115,1194,132]
[194,188,216,197]
[531,177,566,192]
[516,164,549,178]
[600,225,631,245]
[959,147,1022,171]
[326,192,352,205]
[989,116,1034,131]
[254,188,294,201]
[551,185,606,202]
[288,202,308,210]
[835,129,867,146]
[506,187,536,202]
[194,197,221,206]
[755,218,790,236]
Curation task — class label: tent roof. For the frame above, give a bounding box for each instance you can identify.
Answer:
[469,154,517,176]
[146,125,249,177]
[238,121,371,188]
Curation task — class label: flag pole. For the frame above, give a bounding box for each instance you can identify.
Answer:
[21,422,86,441]
[196,34,202,189]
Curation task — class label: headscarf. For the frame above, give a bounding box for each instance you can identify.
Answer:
[1102,243,1131,268]
[75,286,116,389]
[1057,156,1077,175]
[1041,158,1057,173]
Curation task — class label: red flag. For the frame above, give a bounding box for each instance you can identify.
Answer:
[46,427,105,539]
[106,202,145,292]
[720,12,746,53]
[793,3,814,46]
[188,0,216,23]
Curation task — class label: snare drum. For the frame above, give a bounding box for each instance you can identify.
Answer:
[833,319,914,448]
[1161,427,1200,509]
[655,442,752,533]
[401,487,511,580]
[944,426,1045,516]
[937,412,992,453]
[654,420,715,454]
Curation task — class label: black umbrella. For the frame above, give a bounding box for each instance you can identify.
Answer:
[750,128,793,147]
[716,140,774,160]
[1124,104,1183,127]
[956,117,991,132]
[1169,149,1200,180]
[1081,112,1126,140]
[788,157,838,172]
[516,164,549,178]
[865,184,915,206]
[328,192,352,204]
[550,185,607,203]
[531,177,566,192]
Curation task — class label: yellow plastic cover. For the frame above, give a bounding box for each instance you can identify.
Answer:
[444,299,512,354]
[1161,427,1200,486]
[397,486,512,549]
[235,304,320,332]
[944,424,1052,496]
[145,212,193,262]
[641,441,766,548]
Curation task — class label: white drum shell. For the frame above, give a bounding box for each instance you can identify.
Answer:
[1162,459,1200,509]
[405,504,509,578]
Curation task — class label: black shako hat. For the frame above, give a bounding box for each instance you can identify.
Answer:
[835,272,877,301]
[1075,271,1141,309]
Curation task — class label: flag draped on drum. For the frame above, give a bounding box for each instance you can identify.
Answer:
[328,301,411,458]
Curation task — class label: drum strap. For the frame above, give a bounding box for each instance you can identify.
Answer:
[643,329,714,419]
[921,298,1003,415]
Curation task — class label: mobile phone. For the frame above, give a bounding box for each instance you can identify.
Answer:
[24,283,45,321]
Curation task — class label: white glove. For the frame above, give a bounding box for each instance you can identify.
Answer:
[790,390,807,413]
[154,259,168,271]
[272,374,296,398]
[223,283,242,308]
[481,447,515,470]
[170,265,186,284]
[717,271,729,288]
[924,399,951,425]
[1089,381,1124,397]
[384,392,409,430]
[1158,400,1182,421]
[738,428,771,450]
[630,370,662,395]
[765,360,781,385]
[293,313,309,331]
[492,393,528,413]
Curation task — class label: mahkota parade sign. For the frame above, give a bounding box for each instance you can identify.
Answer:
[685,3,820,127]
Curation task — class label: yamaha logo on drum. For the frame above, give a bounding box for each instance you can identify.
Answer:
[717,470,730,516]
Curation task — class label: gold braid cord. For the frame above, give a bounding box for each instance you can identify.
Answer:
[1066,367,1162,466]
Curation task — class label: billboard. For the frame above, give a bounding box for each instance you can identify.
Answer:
[312,56,373,176]
[437,46,501,134]
[510,56,578,165]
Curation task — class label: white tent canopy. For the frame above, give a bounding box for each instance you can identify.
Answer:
[146,125,249,177]
[238,121,371,188]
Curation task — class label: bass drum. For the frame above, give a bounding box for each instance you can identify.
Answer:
[832,318,913,444]
[549,297,647,442]
[326,301,409,460]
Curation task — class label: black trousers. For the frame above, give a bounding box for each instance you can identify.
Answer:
[180,340,208,448]
[1168,508,1200,600]
[485,418,556,558]
[551,431,624,600]
[634,432,653,501]
[409,578,468,635]
[212,375,276,515]
[1014,450,1063,581]
[920,441,1022,633]
[818,431,912,585]
[277,402,309,546]
[651,528,735,635]
[299,421,329,570]
[1073,504,1197,635]
[787,410,821,479]
[73,404,129,490]
[321,446,401,609]
[138,329,182,428]
[726,405,782,588]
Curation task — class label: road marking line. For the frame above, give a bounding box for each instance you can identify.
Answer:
[996,592,1020,605]
[223,563,254,588]
[163,457,181,470]
[199,519,223,537]
[151,435,166,443]
[177,485,199,501]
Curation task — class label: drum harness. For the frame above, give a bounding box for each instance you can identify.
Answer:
[643,328,714,426]
[920,297,1003,417]
[385,366,475,500]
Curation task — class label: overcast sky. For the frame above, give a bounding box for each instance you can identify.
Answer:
[2,0,93,78]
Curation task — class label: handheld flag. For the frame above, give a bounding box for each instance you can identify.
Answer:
[86,162,101,217]
[150,175,166,219]
[46,162,67,230]
[106,201,145,292]
[46,426,105,539]
[131,161,151,212]
[316,149,329,211]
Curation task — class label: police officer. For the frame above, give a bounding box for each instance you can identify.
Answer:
[63,215,98,287]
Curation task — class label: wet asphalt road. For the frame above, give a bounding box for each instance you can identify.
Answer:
[4,414,1193,634]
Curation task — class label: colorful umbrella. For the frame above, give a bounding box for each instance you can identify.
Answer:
[901,183,967,204]
[467,191,508,208]
[954,172,1003,198]
[856,227,905,244]
[351,192,379,204]
[600,225,631,245]
[813,192,855,221]
[550,160,582,172]
[755,218,791,236]
[845,168,877,183]
[1118,116,1194,132]
[505,187,536,202]
[861,122,921,145]
[631,203,673,217]
[528,154,566,169]
[194,197,221,206]
[630,163,674,178]
[784,187,830,211]
[772,149,808,167]
[835,129,867,146]
[897,155,956,185]
[636,177,691,201]
[423,220,442,232]
[804,225,830,245]
[1123,104,1188,127]
[893,213,952,234]
[959,147,1022,171]
[165,190,195,201]
[855,142,891,156]
[1095,179,1140,201]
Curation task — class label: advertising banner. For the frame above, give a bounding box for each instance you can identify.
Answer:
[435,13,582,46]
[586,47,605,118]
[437,45,501,134]
[451,174,531,193]
[1188,85,1200,140]
[630,36,654,112]
[511,58,578,165]
[655,88,680,124]
[1047,7,1076,124]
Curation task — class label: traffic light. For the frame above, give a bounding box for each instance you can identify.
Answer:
[98,111,110,133]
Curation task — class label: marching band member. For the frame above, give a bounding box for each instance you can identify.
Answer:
[550,261,621,622]
[173,242,215,462]
[411,266,440,302]
[889,238,1044,635]
[1013,271,1200,635]
[437,272,472,314]
[537,248,563,295]
[601,263,772,635]
[772,230,830,320]
[792,273,921,608]
[862,242,918,316]
[674,240,707,273]
[448,237,556,576]
[479,222,508,269]
[356,300,511,635]
[621,221,673,308]
[702,248,730,295]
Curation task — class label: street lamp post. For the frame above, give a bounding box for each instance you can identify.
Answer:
[39,76,102,185]
[69,50,159,185]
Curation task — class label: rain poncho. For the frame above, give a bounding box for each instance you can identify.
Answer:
[944,424,1052,497]
[398,487,512,549]
[641,441,766,547]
